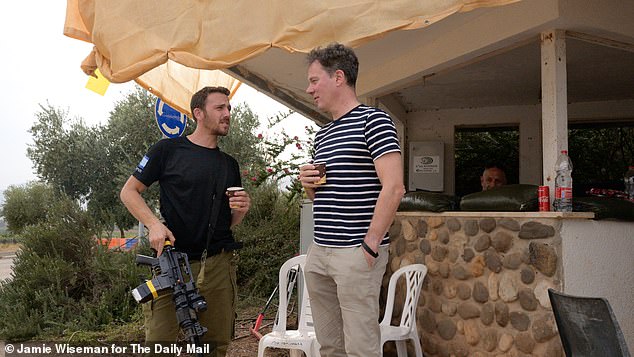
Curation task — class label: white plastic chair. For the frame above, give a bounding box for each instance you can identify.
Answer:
[258,254,321,357]
[380,263,428,357]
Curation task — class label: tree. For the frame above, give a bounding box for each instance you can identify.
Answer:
[218,104,266,171]
[28,104,98,200]
[96,87,165,236]
[27,88,164,236]
[0,182,56,234]
[569,125,634,192]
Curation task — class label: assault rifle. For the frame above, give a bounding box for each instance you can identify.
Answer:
[132,240,208,354]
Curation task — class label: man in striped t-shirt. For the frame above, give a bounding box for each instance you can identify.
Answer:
[299,43,405,357]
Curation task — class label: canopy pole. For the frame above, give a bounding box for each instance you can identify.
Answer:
[541,29,568,207]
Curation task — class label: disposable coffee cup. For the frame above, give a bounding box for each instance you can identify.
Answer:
[226,187,244,209]
[314,162,326,184]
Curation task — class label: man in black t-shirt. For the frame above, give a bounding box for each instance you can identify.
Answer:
[120,86,250,356]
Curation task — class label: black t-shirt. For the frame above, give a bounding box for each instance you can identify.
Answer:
[133,137,242,259]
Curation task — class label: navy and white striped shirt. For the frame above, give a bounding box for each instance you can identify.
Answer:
[312,105,401,248]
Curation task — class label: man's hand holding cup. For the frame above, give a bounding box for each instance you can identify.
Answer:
[299,162,326,189]
[226,187,250,212]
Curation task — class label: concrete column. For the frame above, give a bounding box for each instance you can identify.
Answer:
[299,199,314,255]
[376,95,408,186]
[540,30,568,205]
[519,114,542,185]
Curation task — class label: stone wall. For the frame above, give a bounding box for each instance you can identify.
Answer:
[382,214,564,357]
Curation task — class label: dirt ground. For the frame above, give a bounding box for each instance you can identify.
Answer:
[228,306,293,357]
[0,243,20,253]
[229,327,288,357]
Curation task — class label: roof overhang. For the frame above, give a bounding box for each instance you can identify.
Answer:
[219,0,634,124]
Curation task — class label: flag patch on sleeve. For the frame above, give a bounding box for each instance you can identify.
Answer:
[136,155,149,173]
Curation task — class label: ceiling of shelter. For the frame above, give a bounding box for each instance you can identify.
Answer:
[232,32,634,125]
[214,0,634,123]
[389,37,634,113]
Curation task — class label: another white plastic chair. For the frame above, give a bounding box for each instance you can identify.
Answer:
[257,254,321,357]
[380,264,428,357]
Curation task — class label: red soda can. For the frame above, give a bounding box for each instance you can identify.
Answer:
[538,186,550,211]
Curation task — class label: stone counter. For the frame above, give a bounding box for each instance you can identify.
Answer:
[382,212,594,357]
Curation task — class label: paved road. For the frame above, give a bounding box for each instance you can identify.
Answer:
[0,252,16,281]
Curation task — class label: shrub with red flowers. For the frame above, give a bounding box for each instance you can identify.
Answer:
[235,110,316,201]
[217,104,318,297]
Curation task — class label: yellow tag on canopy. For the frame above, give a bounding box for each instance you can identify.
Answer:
[85,68,110,96]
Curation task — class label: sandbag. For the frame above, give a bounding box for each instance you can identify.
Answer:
[460,184,539,212]
[573,196,634,221]
[398,191,459,212]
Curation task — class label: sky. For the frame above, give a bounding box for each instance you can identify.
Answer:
[0,2,314,195]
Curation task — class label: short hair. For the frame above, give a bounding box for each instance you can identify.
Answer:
[483,163,506,172]
[190,86,230,117]
[306,42,359,88]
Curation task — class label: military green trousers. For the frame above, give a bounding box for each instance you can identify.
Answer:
[143,251,237,356]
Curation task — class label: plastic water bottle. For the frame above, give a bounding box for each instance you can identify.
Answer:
[625,166,634,200]
[554,150,573,212]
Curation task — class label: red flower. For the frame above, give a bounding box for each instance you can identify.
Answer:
[293,136,299,141]
[267,168,273,173]
[257,133,263,139]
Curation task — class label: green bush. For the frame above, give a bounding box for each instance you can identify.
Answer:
[0,182,57,234]
[0,233,19,244]
[234,182,301,299]
[0,195,143,341]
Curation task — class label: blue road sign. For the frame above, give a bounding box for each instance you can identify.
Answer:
[154,98,188,138]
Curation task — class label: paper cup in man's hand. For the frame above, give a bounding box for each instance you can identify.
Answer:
[226,187,244,209]
[314,162,326,184]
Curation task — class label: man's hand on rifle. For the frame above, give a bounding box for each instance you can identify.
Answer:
[148,222,176,256]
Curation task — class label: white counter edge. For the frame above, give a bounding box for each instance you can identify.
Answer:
[396,211,595,219]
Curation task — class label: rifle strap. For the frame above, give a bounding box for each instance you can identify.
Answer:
[197,150,229,287]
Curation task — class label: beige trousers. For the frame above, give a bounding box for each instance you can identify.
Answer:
[305,244,389,357]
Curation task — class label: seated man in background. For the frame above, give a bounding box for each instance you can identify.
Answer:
[481,164,507,191]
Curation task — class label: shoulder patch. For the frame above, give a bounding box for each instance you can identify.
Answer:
[136,155,150,173]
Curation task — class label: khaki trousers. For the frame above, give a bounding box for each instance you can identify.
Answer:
[305,244,389,357]
[143,251,237,356]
